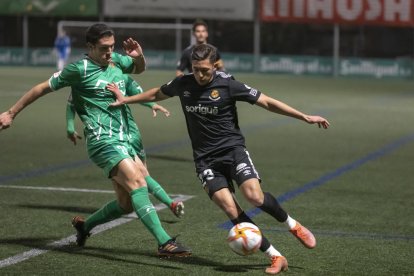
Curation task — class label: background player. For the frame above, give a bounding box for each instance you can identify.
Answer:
[176,19,224,76]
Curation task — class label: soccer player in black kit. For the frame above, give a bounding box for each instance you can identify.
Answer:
[108,43,330,275]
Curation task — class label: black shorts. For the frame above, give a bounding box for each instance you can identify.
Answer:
[196,147,261,198]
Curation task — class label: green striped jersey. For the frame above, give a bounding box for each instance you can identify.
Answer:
[49,52,135,143]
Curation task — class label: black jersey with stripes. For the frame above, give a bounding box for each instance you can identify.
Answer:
[160,71,261,161]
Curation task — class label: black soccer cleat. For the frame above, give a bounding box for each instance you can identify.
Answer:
[71,216,90,247]
[158,237,192,257]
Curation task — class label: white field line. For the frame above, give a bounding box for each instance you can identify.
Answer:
[0,194,194,268]
[0,185,115,193]
[0,184,186,198]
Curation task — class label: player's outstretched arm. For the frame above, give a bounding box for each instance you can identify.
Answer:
[122,38,146,74]
[0,81,52,131]
[107,84,168,106]
[255,93,330,129]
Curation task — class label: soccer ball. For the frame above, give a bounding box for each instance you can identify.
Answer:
[227,222,262,256]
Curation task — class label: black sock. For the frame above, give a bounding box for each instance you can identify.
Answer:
[231,212,271,252]
[259,192,288,222]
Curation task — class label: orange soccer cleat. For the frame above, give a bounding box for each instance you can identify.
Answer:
[289,221,316,249]
[265,256,288,274]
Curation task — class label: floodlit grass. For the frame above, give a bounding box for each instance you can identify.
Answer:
[0,67,413,275]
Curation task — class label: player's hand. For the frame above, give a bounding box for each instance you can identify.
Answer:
[106,83,126,107]
[304,115,330,129]
[122,38,143,58]
[151,104,170,117]
[0,111,14,131]
[67,131,82,145]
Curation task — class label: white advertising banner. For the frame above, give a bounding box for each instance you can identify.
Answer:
[103,0,254,21]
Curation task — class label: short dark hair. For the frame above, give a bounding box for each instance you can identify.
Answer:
[192,19,208,32]
[191,44,217,64]
[85,23,114,44]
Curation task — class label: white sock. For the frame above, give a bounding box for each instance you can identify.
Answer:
[264,245,282,258]
[285,215,297,229]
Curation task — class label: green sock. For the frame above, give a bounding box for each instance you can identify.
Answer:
[145,176,174,207]
[84,200,127,233]
[130,187,171,245]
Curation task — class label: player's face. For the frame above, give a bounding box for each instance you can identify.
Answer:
[193,25,208,44]
[88,35,115,66]
[192,59,215,86]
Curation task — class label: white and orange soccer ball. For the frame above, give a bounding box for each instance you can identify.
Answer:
[227,222,262,256]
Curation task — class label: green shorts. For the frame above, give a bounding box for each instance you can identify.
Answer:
[88,140,137,178]
[131,135,146,161]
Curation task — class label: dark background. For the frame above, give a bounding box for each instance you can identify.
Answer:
[1,15,413,58]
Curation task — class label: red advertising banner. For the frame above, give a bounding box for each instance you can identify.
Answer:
[260,0,414,26]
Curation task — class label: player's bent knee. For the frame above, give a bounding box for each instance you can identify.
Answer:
[125,177,147,190]
[245,193,264,207]
[223,206,240,219]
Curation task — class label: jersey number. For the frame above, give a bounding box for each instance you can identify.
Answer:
[198,169,215,186]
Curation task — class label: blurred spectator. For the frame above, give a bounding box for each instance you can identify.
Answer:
[54,30,71,71]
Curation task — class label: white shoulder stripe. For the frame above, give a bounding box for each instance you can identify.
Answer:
[48,79,55,91]
[216,71,232,78]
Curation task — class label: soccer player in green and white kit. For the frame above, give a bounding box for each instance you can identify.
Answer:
[66,75,185,222]
[0,23,191,257]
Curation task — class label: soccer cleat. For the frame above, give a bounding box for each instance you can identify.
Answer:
[71,216,90,247]
[158,238,192,257]
[265,256,288,274]
[289,221,316,249]
[170,201,185,218]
